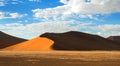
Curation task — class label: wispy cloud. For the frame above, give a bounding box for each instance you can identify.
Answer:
[0,12,27,19]
[0,12,5,19]
[90,24,120,37]
[29,0,41,2]
[0,0,23,6]
[0,2,5,6]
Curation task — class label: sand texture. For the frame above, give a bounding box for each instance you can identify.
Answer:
[0,51,120,66]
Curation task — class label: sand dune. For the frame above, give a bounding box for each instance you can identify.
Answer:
[107,36,120,44]
[0,31,27,49]
[41,31,120,50]
[1,31,120,51]
[2,37,54,51]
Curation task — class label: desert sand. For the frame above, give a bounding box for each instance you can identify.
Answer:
[0,51,120,66]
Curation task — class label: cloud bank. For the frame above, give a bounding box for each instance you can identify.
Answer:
[1,21,120,39]
[0,21,92,39]
[32,0,120,20]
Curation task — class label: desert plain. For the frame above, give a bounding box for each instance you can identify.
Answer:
[0,51,120,66]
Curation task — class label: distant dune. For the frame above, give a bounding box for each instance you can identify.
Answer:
[2,37,54,51]
[107,36,120,44]
[41,31,120,50]
[0,31,27,49]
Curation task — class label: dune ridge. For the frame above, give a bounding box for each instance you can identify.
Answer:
[107,36,120,44]
[2,37,54,51]
[41,31,120,50]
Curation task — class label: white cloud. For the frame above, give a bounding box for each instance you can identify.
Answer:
[90,24,120,37]
[32,0,120,20]
[29,0,40,2]
[32,6,70,20]
[60,0,69,4]
[91,24,120,32]
[0,0,24,5]
[11,2,18,4]
[0,2,5,6]
[0,12,27,19]
[25,21,84,33]
[65,0,120,14]
[9,13,21,18]
[0,12,5,19]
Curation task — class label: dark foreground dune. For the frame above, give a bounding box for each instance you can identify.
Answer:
[41,31,120,50]
[107,36,120,44]
[0,51,120,66]
[0,31,27,49]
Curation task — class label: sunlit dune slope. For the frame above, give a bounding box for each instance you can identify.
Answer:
[2,37,54,51]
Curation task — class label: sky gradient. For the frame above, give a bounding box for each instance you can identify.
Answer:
[0,0,120,39]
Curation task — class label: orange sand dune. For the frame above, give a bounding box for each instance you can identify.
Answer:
[2,37,54,51]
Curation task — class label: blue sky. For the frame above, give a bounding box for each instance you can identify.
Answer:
[0,0,120,39]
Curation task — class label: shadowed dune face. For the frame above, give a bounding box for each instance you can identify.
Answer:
[41,31,120,50]
[0,31,27,49]
[107,36,120,44]
[2,37,54,51]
